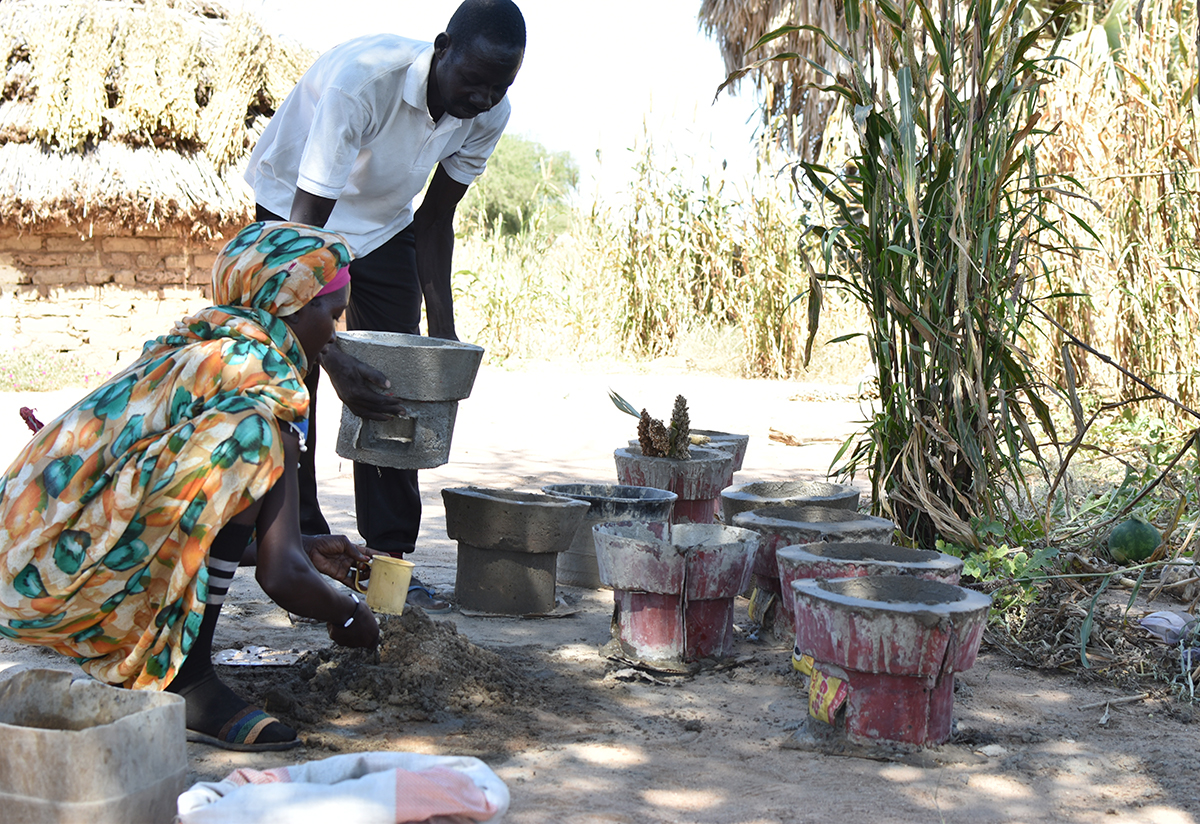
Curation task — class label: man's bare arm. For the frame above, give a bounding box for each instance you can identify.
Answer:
[412,166,470,340]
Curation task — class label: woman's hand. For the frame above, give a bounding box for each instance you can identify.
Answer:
[303,534,376,587]
[254,429,379,631]
[327,598,380,648]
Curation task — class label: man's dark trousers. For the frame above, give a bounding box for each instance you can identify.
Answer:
[256,206,422,555]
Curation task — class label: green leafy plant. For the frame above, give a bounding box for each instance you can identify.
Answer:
[937,537,1058,614]
[743,0,1083,548]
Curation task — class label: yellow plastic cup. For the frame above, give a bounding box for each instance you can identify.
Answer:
[350,556,414,616]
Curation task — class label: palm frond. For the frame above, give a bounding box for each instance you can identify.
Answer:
[608,389,641,419]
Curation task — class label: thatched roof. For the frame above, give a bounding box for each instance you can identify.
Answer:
[699,0,848,161]
[0,0,314,236]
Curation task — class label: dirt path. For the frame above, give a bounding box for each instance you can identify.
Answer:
[2,361,1198,823]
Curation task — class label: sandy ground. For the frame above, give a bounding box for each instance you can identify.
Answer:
[2,360,1199,824]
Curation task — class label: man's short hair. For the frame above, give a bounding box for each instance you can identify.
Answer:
[446,0,526,51]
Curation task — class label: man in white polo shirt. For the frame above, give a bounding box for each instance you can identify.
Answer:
[245,0,525,612]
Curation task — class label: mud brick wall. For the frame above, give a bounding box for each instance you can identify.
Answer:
[0,223,237,366]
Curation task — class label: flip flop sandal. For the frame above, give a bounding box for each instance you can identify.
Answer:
[186,706,301,753]
[407,583,453,615]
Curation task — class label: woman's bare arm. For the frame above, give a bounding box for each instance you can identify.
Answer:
[251,428,378,646]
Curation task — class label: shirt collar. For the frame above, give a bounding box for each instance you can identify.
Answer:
[403,43,462,129]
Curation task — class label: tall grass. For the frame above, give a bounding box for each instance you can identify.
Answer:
[1039,3,1200,416]
[453,211,636,365]
[745,0,1083,547]
[452,138,872,383]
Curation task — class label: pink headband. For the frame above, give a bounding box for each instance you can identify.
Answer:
[315,265,351,297]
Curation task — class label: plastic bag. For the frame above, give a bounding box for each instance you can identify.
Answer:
[176,751,509,824]
[1138,611,1198,645]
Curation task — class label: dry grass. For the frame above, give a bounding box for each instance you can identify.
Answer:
[700,0,849,160]
[199,13,270,169]
[451,144,872,384]
[1040,6,1200,418]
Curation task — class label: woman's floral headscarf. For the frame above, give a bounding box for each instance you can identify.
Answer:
[160,221,352,379]
[212,221,352,315]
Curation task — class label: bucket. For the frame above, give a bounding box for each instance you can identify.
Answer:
[351,556,415,616]
[0,668,186,824]
[541,483,677,588]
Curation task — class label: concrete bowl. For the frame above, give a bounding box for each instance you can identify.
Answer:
[592,521,680,593]
[792,575,991,677]
[732,505,895,579]
[541,484,678,588]
[721,480,860,523]
[334,331,484,402]
[690,430,750,472]
[442,486,589,554]
[0,669,186,824]
[777,541,963,585]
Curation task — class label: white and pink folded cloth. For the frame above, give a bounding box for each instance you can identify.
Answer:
[177,752,509,824]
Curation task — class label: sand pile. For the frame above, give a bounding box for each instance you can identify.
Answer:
[219,610,535,726]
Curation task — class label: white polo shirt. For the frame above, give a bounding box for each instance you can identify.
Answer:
[244,33,510,257]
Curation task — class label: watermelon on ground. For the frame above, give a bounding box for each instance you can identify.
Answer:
[1107,516,1161,565]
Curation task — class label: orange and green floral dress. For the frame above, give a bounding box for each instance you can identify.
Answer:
[0,222,350,690]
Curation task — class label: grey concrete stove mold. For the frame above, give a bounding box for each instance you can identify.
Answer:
[334,331,484,470]
[442,486,589,615]
[777,541,964,585]
[0,669,186,824]
[541,484,677,588]
[721,480,860,523]
[690,430,750,472]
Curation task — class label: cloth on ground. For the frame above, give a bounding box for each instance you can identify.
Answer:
[176,751,509,824]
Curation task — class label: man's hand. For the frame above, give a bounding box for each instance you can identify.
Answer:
[320,346,407,421]
[303,534,377,586]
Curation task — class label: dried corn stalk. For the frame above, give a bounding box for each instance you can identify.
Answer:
[699,0,849,161]
[637,395,692,460]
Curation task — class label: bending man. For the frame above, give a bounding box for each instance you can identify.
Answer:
[245,0,526,612]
